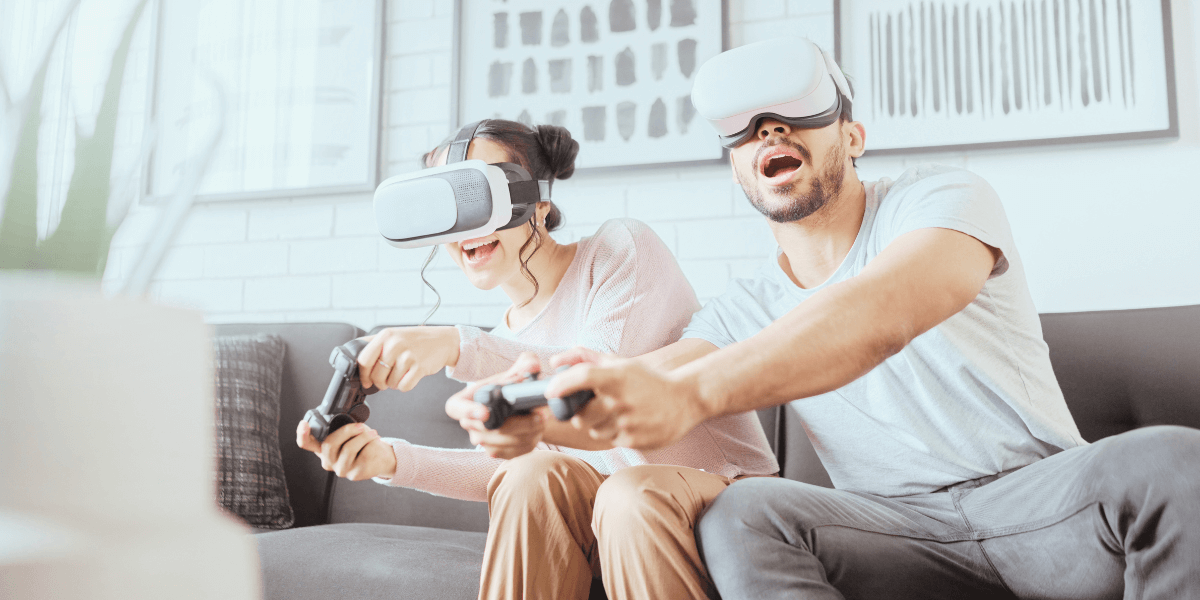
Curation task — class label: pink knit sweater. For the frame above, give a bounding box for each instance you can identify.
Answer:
[375,219,780,502]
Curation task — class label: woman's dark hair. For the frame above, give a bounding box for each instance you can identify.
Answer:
[422,119,580,307]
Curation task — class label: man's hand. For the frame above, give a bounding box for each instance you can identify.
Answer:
[356,326,460,392]
[445,353,549,459]
[546,351,712,451]
[296,420,397,481]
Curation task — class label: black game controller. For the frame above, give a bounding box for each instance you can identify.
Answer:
[304,338,381,441]
[473,366,595,430]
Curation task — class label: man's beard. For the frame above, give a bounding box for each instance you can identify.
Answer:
[741,139,846,223]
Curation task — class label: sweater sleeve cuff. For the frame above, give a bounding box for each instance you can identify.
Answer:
[373,438,417,487]
[445,324,483,382]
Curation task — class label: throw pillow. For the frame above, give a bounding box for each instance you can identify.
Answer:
[213,333,294,529]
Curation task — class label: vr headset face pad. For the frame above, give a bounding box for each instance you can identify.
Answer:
[375,159,544,249]
[692,37,853,148]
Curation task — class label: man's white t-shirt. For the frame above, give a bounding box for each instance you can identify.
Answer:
[682,164,1087,497]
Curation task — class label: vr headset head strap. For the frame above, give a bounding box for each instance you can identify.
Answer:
[446,120,488,163]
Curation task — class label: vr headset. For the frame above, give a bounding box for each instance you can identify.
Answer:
[691,37,854,148]
[374,120,551,249]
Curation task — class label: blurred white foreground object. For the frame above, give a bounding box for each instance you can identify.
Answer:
[0,275,260,600]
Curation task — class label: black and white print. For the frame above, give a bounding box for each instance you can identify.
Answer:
[457,0,724,168]
[839,0,1174,152]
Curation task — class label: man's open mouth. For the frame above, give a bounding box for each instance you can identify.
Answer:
[761,152,803,181]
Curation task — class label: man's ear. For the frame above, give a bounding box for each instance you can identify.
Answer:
[845,121,866,159]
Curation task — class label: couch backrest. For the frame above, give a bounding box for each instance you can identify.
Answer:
[777,304,1200,485]
[1041,304,1200,438]
[213,322,363,528]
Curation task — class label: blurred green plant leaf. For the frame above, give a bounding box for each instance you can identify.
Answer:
[0,5,70,270]
[39,0,150,275]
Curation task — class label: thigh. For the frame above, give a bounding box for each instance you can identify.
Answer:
[594,464,732,522]
[956,447,1125,600]
[700,477,1012,600]
[958,428,1200,599]
[488,450,607,504]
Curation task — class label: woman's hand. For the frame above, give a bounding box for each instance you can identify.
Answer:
[444,353,549,459]
[356,326,461,392]
[296,421,398,481]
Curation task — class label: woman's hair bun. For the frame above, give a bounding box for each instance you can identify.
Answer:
[534,124,579,181]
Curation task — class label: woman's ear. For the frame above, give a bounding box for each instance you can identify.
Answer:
[534,201,552,227]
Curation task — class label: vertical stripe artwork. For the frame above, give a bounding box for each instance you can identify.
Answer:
[843,0,1172,151]
[861,0,1142,122]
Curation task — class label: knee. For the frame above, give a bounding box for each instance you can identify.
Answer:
[488,451,582,505]
[1088,426,1200,496]
[592,465,676,531]
[695,478,779,545]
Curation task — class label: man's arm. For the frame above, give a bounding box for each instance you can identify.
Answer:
[548,227,1001,449]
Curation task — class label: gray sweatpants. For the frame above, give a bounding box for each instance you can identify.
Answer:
[696,425,1200,600]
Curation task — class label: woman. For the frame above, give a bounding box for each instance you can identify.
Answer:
[297,119,778,600]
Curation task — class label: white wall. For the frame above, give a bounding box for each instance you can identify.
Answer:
[104,0,1200,331]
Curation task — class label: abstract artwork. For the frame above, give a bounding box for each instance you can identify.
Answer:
[837,0,1176,153]
[455,0,726,169]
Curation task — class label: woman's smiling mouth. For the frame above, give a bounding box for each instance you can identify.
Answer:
[461,238,500,266]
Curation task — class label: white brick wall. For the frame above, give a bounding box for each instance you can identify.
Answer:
[100,0,1200,329]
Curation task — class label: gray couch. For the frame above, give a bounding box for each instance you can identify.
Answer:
[224,304,1200,600]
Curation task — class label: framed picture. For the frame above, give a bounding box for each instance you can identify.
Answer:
[835,0,1178,154]
[148,0,385,202]
[453,0,727,170]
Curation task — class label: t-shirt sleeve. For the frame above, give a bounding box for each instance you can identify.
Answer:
[875,165,1014,278]
[680,275,768,349]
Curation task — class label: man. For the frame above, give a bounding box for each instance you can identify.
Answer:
[512,37,1199,598]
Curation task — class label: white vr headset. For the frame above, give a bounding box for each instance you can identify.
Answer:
[374,120,551,249]
[692,37,854,148]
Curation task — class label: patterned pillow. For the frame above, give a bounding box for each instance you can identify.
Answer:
[213,334,294,529]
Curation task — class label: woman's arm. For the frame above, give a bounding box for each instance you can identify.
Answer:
[373,439,504,503]
[296,418,502,503]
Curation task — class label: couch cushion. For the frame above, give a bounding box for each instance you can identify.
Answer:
[213,322,363,528]
[213,333,293,529]
[255,523,485,600]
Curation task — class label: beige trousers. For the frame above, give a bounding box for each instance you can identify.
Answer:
[478,451,733,600]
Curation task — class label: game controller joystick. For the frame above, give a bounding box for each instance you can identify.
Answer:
[304,338,380,441]
[473,366,595,430]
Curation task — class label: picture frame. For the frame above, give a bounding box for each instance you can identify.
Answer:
[146,0,385,202]
[452,0,729,171]
[834,0,1178,155]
